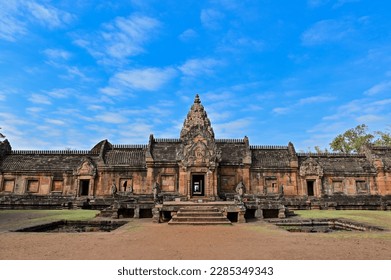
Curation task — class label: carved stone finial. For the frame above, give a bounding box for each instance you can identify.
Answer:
[194,94,201,104]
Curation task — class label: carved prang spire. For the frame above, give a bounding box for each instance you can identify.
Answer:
[180,94,214,140]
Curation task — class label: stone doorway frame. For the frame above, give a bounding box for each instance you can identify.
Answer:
[191,173,205,197]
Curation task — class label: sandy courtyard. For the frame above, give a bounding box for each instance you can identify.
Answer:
[1,215,390,260]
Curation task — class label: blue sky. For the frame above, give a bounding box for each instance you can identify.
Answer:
[1,0,391,151]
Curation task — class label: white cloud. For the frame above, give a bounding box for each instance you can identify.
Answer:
[110,67,177,91]
[45,119,67,126]
[200,9,225,30]
[273,95,334,115]
[179,58,223,77]
[179,29,198,41]
[0,1,74,42]
[29,94,52,105]
[26,2,74,28]
[213,118,252,138]
[95,112,128,124]
[298,95,335,105]
[302,19,354,46]
[75,14,160,61]
[364,80,391,96]
[0,14,26,42]
[44,49,71,61]
[272,107,290,115]
[356,114,384,123]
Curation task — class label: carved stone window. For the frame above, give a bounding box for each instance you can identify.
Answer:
[2,179,15,192]
[265,178,277,194]
[220,175,235,192]
[161,175,175,192]
[119,178,132,192]
[332,180,344,194]
[27,179,39,193]
[356,180,368,194]
[52,180,63,192]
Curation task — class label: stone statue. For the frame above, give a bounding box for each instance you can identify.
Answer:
[152,182,160,203]
[235,181,245,203]
[111,181,117,197]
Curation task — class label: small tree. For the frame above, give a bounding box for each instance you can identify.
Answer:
[329,124,374,153]
[0,127,5,139]
[374,131,391,146]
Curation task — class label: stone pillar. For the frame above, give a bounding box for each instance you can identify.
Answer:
[152,205,161,223]
[238,210,246,223]
[278,206,286,219]
[134,206,140,218]
[255,207,263,219]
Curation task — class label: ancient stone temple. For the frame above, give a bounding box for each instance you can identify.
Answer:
[0,95,390,222]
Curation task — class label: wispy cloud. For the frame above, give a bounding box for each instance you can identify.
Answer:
[364,80,391,96]
[179,58,224,77]
[106,67,177,92]
[0,1,74,42]
[0,13,26,42]
[74,14,160,61]
[302,18,355,46]
[44,49,72,61]
[272,94,335,115]
[26,1,74,29]
[200,9,225,30]
[179,29,198,42]
[28,94,52,105]
[95,112,129,124]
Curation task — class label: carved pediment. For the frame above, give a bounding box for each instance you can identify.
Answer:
[75,158,96,176]
[300,158,323,177]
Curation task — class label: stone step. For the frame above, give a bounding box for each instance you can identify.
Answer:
[178,209,220,213]
[171,216,230,222]
[168,220,232,225]
[168,205,231,225]
[176,211,222,217]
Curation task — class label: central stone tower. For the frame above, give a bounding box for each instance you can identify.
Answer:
[176,94,221,199]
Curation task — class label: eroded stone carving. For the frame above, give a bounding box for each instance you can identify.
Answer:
[177,94,221,169]
[75,158,96,177]
[299,158,323,177]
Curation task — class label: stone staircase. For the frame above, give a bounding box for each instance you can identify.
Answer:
[168,206,232,225]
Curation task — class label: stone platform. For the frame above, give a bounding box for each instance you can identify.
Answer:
[168,206,232,225]
[154,201,246,224]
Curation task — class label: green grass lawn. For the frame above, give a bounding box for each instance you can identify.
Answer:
[0,209,100,231]
[295,210,391,230]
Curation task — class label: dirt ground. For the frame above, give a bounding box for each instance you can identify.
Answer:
[0,212,390,260]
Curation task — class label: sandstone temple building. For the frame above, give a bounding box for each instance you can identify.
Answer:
[0,95,390,222]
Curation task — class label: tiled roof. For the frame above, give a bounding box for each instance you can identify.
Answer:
[105,148,146,166]
[151,141,180,162]
[298,155,375,174]
[217,141,247,165]
[0,153,95,172]
[251,147,291,168]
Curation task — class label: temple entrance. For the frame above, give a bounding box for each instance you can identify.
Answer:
[307,180,314,196]
[80,180,90,196]
[191,174,204,196]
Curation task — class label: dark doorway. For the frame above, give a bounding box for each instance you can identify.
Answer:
[307,180,315,196]
[139,209,153,218]
[80,180,89,196]
[192,174,204,196]
[227,212,238,223]
[263,209,279,218]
